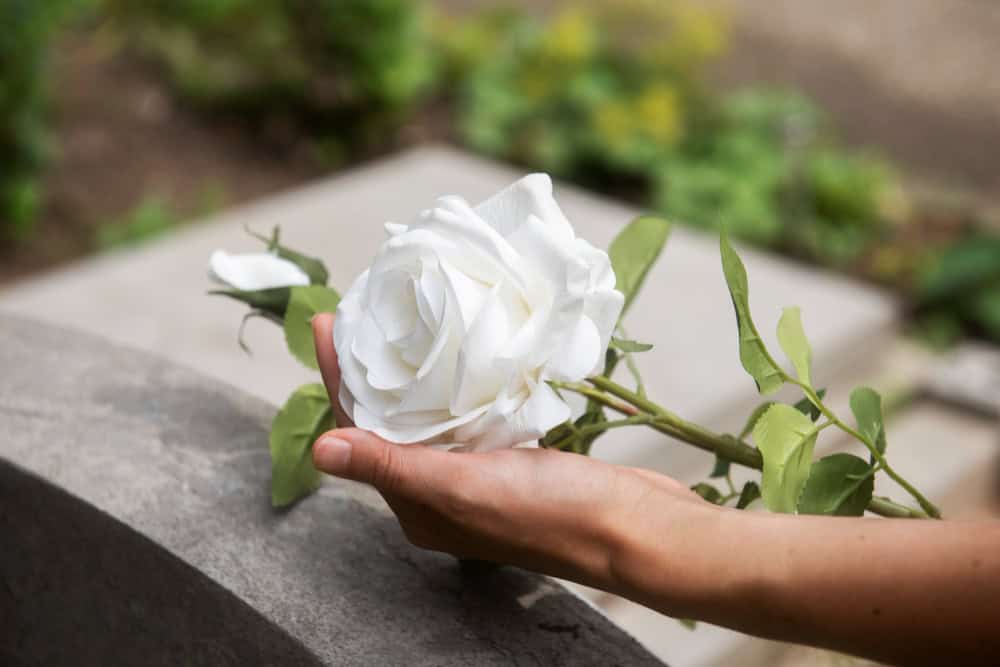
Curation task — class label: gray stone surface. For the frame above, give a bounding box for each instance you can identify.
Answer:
[0,314,663,666]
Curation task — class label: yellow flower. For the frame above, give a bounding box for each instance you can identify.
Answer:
[635,84,682,146]
[593,101,633,148]
[542,9,596,62]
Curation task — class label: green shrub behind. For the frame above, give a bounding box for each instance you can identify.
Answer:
[104,0,436,157]
[0,0,71,240]
[448,3,907,267]
[654,89,906,264]
[444,1,725,179]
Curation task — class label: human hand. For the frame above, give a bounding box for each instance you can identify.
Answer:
[309,313,713,590]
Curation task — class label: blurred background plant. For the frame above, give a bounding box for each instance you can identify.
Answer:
[441,2,722,179]
[101,0,436,164]
[0,0,75,241]
[1,0,998,347]
[444,3,908,269]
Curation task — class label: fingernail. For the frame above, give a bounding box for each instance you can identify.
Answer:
[314,436,352,474]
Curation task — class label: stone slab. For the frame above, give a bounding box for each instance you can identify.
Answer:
[0,145,898,485]
[0,314,663,666]
[923,342,1000,417]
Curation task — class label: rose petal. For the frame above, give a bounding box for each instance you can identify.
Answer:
[546,315,602,382]
[451,286,513,415]
[352,314,416,391]
[208,250,310,291]
[355,400,490,444]
[456,380,570,451]
[474,173,575,243]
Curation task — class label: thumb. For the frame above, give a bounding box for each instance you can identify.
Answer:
[312,427,439,497]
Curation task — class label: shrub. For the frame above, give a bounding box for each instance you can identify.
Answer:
[449,4,906,267]
[915,235,1000,343]
[445,1,725,178]
[654,90,906,264]
[103,0,436,156]
[0,0,71,240]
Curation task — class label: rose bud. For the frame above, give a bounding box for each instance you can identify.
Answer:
[209,250,311,291]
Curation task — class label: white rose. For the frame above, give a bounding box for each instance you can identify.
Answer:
[334,174,624,450]
[209,250,310,291]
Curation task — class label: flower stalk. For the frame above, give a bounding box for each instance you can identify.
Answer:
[550,376,937,520]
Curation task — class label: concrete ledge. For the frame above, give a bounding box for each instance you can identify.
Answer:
[0,314,663,666]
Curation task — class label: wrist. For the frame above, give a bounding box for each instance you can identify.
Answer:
[604,494,775,623]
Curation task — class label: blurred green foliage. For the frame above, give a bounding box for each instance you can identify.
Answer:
[103,0,436,156]
[441,2,723,177]
[95,196,180,250]
[0,0,73,240]
[12,0,995,348]
[95,185,225,250]
[446,3,907,267]
[915,235,1000,345]
[654,90,907,264]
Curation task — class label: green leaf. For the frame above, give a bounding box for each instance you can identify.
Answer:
[849,387,886,456]
[777,306,812,386]
[720,233,784,394]
[739,401,776,440]
[540,410,607,455]
[797,453,874,516]
[691,482,723,504]
[609,215,671,315]
[793,388,826,422]
[710,455,731,478]
[284,285,341,369]
[209,287,291,318]
[275,246,329,286]
[753,404,819,513]
[736,481,761,509]
[611,337,654,353]
[540,421,574,450]
[270,383,334,507]
[251,224,330,285]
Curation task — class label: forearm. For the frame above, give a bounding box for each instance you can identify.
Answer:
[604,499,1000,665]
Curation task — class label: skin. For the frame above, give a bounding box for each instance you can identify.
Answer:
[310,313,1000,666]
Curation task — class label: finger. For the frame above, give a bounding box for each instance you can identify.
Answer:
[311,312,353,428]
[313,427,457,498]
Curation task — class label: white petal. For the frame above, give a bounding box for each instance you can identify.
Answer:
[369,269,417,343]
[208,250,310,291]
[352,314,416,391]
[335,272,402,418]
[514,381,572,440]
[505,214,590,298]
[416,197,523,288]
[439,258,491,331]
[451,287,513,415]
[384,222,408,236]
[474,173,574,242]
[455,381,570,451]
[356,400,490,444]
[584,289,625,370]
[416,261,447,328]
[575,238,618,292]
[546,315,602,382]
